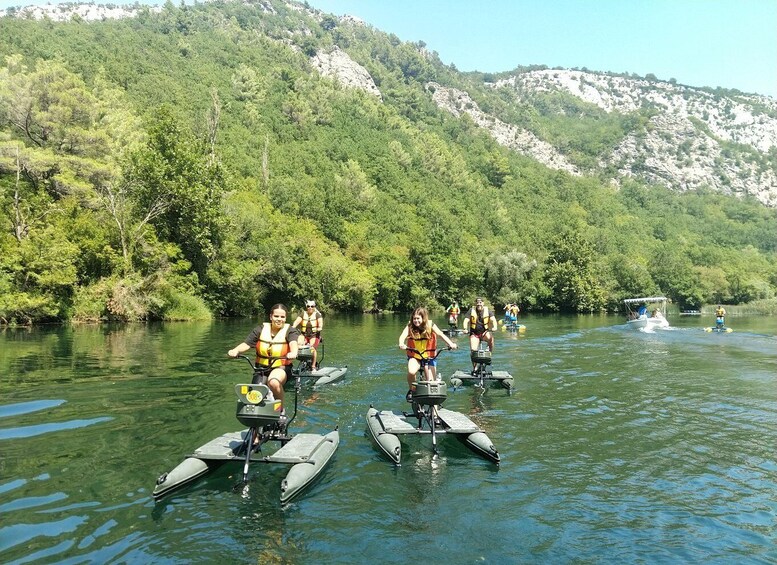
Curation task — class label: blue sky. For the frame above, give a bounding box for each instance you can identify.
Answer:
[305,0,777,97]
[3,0,775,97]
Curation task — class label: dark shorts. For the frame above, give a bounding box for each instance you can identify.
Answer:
[252,364,292,385]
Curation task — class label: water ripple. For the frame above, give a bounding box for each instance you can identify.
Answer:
[0,400,66,419]
[0,417,113,440]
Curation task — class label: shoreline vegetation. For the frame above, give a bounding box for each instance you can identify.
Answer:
[1,299,774,328]
[701,299,777,316]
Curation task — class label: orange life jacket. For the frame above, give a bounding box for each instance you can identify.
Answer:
[469,306,491,331]
[256,323,291,367]
[406,322,437,360]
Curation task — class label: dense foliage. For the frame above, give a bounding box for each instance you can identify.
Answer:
[0,0,775,323]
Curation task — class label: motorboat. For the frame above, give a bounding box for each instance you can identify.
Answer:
[624,297,670,331]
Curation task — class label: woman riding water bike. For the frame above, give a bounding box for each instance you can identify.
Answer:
[228,303,300,414]
[398,307,457,401]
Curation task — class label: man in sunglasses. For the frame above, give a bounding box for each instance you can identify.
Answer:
[292,300,324,370]
[467,297,498,355]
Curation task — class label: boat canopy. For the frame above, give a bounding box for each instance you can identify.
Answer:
[623,297,667,304]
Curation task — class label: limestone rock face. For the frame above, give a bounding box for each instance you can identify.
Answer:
[487,70,777,206]
[427,69,776,206]
[427,82,580,175]
[497,70,777,152]
[310,48,382,100]
[8,3,161,21]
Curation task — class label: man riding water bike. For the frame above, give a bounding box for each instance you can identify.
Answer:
[292,299,323,369]
[468,298,498,360]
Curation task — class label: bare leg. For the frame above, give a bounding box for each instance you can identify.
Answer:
[469,334,480,369]
[407,358,421,388]
[267,367,287,404]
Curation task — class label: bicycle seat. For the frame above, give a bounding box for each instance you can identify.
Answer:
[413,380,447,405]
[297,345,314,361]
[470,350,492,365]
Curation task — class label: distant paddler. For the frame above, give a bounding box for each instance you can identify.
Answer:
[704,304,732,332]
[715,305,726,329]
[292,299,323,370]
[503,302,519,324]
[467,298,498,362]
[445,300,461,329]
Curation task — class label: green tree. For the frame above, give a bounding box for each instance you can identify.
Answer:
[542,230,607,312]
[124,106,226,282]
[483,250,537,306]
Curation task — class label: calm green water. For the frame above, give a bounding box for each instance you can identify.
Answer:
[1,314,775,563]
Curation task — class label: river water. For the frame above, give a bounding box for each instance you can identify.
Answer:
[1,313,775,563]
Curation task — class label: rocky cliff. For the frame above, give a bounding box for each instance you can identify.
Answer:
[488,70,777,206]
[314,52,776,206]
[310,47,382,100]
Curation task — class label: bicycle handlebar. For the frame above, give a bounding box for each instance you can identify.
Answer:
[402,346,452,360]
[234,354,290,370]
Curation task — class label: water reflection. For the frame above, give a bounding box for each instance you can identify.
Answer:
[1,314,775,563]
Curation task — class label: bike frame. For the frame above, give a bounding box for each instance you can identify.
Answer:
[471,342,493,388]
[404,347,449,454]
[236,355,296,484]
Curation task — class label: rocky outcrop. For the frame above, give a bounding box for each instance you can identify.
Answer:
[489,70,777,206]
[427,82,579,175]
[6,0,279,21]
[607,112,777,206]
[310,47,382,100]
[6,3,160,21]
[496,70,777,153]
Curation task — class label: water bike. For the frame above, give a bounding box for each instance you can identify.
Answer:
[153,355,338,504]
[366,347,500,465]
[442,323,467,337]
[499,319,526,333]
[291,343,348,387]
[704,325,733,333]
[449,344,514,393]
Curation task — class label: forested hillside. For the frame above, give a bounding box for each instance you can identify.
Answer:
[0,0,775,324]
